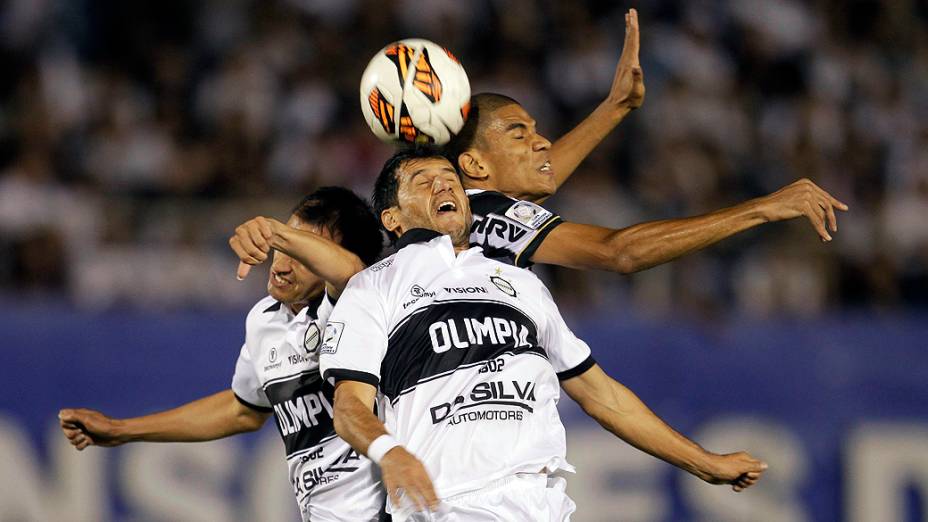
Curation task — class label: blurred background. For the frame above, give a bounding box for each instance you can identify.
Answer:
[1,0,925,521]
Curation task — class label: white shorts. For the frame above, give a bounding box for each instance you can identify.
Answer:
[396,473,575,522]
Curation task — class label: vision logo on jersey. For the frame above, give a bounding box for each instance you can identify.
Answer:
[320,322,344,355]
[504,201,554,230]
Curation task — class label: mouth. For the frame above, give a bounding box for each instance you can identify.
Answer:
[434,199,458,216]
[270,272,292,288]
[538,160,552,175]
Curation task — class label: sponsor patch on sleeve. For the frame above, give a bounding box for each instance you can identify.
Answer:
[320,322,345,354]
[504,201,554,230]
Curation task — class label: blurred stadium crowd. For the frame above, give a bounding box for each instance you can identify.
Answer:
[1,0,926,317]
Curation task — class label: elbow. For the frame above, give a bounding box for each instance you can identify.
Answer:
[602,239,640,274]
[236,412,268,433]
[336,257,366,291]
[611,252,638,274]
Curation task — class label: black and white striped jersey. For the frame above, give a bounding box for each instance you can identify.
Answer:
[466,189,563,267]
[320,229,595,504]
[231,293,383,521]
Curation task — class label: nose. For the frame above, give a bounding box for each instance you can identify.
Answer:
[271,251,293,273]
[533,133,551,151]
[432,175,454,193]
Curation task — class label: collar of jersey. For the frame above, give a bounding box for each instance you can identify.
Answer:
[394,227,487,267]
[263,292,324,321]
[394,228,444,250]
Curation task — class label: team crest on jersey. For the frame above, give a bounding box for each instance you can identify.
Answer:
[269,346,279,363]
[490,275,517,297]
[320,322,344,354]
[504,201,553,230]
[303,323,321,354]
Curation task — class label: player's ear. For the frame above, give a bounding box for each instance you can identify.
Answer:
[457,151,489,182]
[380,208,403,237]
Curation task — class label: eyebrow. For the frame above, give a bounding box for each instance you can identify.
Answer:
[505,122,527,132]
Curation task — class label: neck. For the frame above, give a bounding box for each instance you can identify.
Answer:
[462,177,493,193]
[464,177,538,202]
[286,288,325,315]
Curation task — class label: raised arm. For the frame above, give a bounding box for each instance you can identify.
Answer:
[533,178,848,273]
[59,390,269,450]
[545,8,644,200]
[561,365,766,491]
[332,380,438,511]
[229,216,365,298]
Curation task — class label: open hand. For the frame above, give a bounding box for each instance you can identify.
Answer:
[607,8,645,111]
[760,178,849,242]
[59,408,125,450]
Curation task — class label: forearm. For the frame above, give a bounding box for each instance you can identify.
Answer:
[545,102,631,201]
[582,381,714,480]
[333,389,389,456]
[272,227,365,297]
[608,197,769,273]
[116,390,265,443]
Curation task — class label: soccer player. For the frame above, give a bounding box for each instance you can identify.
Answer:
[58,187,386,522]
[450,9,849,272]
[319,149,767,521]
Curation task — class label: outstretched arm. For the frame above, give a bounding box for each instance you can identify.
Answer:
[59,390,269,450]
[544,8,644,201]
[533,178,848,273]
[229,216,366,298]
[561,365,766,492]
[332,381,438,511]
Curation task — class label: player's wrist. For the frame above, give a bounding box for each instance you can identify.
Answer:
[108,418,133,443]
[267,219,289,250]
[691,450,723,481]
[747,194,778,223]
[367,433,402,465]
[598,99,632,122]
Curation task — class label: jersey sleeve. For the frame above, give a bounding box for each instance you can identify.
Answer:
[467,191,563,268]
[537,284,596,380]
[319,273,389,388]
[230,343,273,411]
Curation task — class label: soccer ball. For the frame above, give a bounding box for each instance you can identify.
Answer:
[360,38,471,145]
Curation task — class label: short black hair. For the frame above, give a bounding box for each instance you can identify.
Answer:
[445,92,520,164]
[371,145,452,242]
[291,186,383,266]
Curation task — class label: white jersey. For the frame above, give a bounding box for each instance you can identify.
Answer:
[231,294,383,521]
[320,229,595,506]
[467,189,563,267]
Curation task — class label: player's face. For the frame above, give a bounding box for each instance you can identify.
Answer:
[477,103,555,200]
[387,156,472,246]
[267,216,330,307]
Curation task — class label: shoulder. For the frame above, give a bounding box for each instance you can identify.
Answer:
[345,252,399,292]
[245,295,281,330]
[466,189,517,215]
[467,190,558,230]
